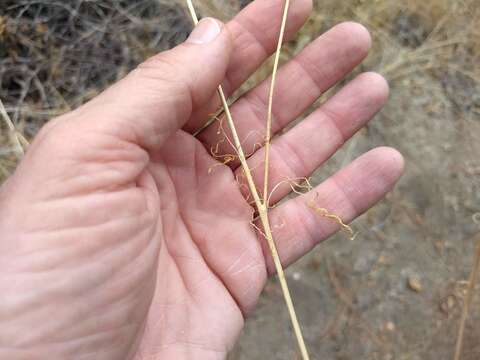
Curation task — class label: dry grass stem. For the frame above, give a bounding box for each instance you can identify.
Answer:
[262,0,290,202]
[0,98,26,157]
[186,1,309,358]
[453,238,480,360]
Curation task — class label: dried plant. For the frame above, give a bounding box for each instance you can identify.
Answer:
[186,0,311,358]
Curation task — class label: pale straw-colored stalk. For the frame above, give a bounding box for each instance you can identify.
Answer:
[262,0,290,202]
[454,239,480,360]
[185,1,310,358]
[0,98,27,157]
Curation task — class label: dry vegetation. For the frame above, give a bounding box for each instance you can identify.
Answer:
[1,0,479,359]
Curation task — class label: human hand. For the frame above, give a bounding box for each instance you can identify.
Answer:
[0,0,404,359]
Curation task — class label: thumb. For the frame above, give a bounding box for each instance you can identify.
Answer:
[77,18,232,149]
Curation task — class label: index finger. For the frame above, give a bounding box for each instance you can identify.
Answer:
[185,0,313,133]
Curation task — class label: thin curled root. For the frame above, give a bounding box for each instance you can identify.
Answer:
[308,197,357,241]
[207,111,267,175]
[193,107,225,137]
[208,116,239,173]
[209,144,237,172]
[267,177,357,240]
[250,221,267,239]
[267,177,315,208]
[245,141,264,157]
[208,157,236,173]
[236,172,252,204]
[237,166,264,207]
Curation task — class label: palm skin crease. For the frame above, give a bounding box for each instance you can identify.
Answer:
[0,1,404,359]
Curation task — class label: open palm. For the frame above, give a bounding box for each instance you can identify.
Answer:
[0,1,404,359]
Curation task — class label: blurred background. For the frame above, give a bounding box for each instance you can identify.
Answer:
[0,0,479,359]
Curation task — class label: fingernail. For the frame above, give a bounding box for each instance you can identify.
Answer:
[186,18,221,44]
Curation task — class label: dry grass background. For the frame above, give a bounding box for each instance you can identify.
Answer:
[1,0,479,359]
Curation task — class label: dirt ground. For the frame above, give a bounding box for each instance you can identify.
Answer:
[1,1,479,359]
